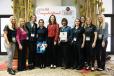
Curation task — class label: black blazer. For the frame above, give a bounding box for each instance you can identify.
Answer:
[25,22,37,41]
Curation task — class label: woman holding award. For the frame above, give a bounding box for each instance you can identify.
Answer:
[59,18,71,69]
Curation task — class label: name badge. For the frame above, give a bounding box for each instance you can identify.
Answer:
[98,34,102,39]
[31,34,35,37]
[73,38,77,41]
[86,37,90,41]
[12,37,16,42]
[37,34,38,38]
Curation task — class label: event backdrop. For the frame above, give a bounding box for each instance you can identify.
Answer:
[35,6,76,28]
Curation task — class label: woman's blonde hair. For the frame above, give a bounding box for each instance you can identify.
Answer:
[7,16,17,30]
[18,18,25,28]
[85,17,92,28]
[97,14,105,29]
[10,16,16,21]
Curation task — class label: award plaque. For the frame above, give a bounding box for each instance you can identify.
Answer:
[59,32,67,42]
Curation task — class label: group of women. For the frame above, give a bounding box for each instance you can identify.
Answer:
[3,14,108,75]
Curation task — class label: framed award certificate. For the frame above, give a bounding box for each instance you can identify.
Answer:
[59,32,67,42]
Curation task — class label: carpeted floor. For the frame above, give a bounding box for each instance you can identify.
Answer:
[0,67,114,76]
[0,60,17,71]
[0,55,114,76]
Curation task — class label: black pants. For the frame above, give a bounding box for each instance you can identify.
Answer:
[81,46,87,67]
[56,44,61,67]
[85,41,96,67]
[18,40,27,71]
[96,40,107,69]
[28,40,36,67]
[35,53,46,66]
[60,42,70,68]
[72,42,82,68]
[47,37,57,65]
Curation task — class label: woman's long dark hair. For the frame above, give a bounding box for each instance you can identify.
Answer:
[48,14,57,25]
[74,18,82,28]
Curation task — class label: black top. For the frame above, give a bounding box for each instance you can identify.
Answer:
[85,24,97,42]
[3,25,16,43]
[36,27,48,42]
[71,26,85,44]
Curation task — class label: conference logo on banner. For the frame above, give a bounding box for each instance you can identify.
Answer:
[35,6,76,27]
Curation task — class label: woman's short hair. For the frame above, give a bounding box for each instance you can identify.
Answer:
[61,18,68,25]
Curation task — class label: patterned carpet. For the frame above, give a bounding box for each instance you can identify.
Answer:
[0,60,17,71]
[0,56,114,76]
[0,67,114,76]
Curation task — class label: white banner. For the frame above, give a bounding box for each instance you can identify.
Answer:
[35,6,76,28]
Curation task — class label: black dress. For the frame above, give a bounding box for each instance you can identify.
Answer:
[35,26,48,68]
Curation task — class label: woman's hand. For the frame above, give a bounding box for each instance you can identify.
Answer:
[92,42,96,48]
[19,44,22,50]
[58,40,61,44]
[81,43,84,48]
[5,41,11,48]
[37,44,41,47]
[54,41,56,45]
[6,41,9,45]
[7,44,11,48]
[44,44,47,47]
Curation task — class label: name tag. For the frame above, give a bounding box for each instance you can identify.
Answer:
[98,34,102,39]
[73,38,77,41]
[12,37,16,42]
[86,37,90,41]
[59,32,67,41]
[37,35,38,38]
[31,34,35,37]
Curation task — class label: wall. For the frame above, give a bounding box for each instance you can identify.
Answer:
[36,0,62,6]
[0,0,13,15]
